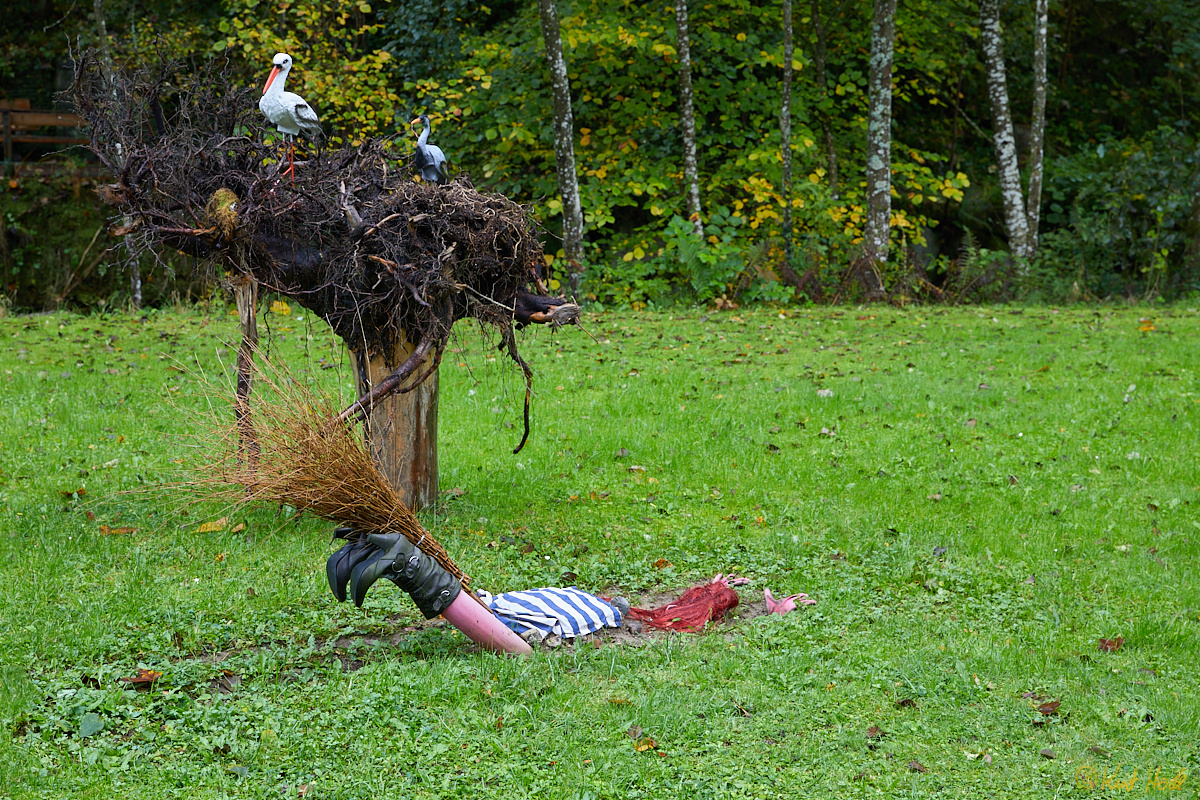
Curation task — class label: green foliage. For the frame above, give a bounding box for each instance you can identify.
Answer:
[1036,125,1200,299]
[7,0,1200,305]
[0,168,203,310]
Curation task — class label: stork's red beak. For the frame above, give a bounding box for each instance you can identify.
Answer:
[262,66,282,94]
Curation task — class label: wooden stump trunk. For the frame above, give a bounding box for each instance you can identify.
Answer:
[352,340,439,511]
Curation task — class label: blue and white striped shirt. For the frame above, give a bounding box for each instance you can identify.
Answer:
[477,587,621,641]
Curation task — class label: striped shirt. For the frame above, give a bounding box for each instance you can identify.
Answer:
[477,587,621,641]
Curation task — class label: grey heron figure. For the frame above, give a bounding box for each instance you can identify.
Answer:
[410,114,448,185]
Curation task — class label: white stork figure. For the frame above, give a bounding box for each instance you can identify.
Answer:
[410,114,448,185]
[258,53,321,181]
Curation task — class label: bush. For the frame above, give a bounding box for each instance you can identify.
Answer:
[1036,125,1200,299]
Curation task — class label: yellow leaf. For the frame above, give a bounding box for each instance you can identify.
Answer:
[195,517,228,533]
[736,32,746,41]
[270,300,291,315]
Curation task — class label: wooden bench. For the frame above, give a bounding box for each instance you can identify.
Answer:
[1,100,87,162]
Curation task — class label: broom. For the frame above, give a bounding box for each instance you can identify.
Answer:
[189,351,472,595]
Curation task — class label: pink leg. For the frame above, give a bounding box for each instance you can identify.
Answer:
[441,592,532,655]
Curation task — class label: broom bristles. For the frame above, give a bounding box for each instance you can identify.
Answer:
[190,353,471,591]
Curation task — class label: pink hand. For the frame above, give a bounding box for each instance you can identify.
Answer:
[764,588,816,614]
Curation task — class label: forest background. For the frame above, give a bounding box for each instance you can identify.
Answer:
[2,0,1199,310]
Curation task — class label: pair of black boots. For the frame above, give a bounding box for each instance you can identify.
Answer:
[325,528,461,618]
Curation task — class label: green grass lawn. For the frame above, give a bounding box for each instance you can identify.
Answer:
[0,302,1197,799]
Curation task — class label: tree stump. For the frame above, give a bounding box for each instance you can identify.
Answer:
[353,340,439,511]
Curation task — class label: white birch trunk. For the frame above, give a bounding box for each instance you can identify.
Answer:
[861,0,896,298]
[781,0,794,266]
[537,0,585,294]
[1025,0,1049,255]
[674,0,704,238]
[979,0,1033,262]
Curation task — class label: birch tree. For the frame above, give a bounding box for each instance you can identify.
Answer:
[860,0,896,299]
[536,0,585,293]
[674,0,704,238]
[780,0,795,266]
[1025,0,1049,251]
[979,0,1049,263]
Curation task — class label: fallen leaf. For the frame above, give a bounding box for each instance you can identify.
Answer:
[614,448,630,458]
[816,388,833,398]
[444,486,466,496]
[819,426,836,437]
[119,668,162,690]
[230,523,245,533]
[1023,575,1035,585]
[270,299,291,315]
[608,697,631,706]
[866,726,886,739]
[634,737,657,752]
[1088,745,1111,757]
[1008,475,1019,485]
[85,510,96,521]
[99,525,137,536]
[625,724,643,739]
[896,698,917,709]
[1069,483,1084,493]
[933,546,947,556]
[927,493,942,501]
[964,418,977,428]
[1098,636,1125,653]
[1036,700,1061,715]
[908,761,928,773]
[978,383,991,391]
[1040,748,1055,759]
[195,517,228,533]
[653,558,672,570]
[628,464,647,473]
[59,487,86,497]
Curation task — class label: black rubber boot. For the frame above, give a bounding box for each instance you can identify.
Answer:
[348,532,461,618]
